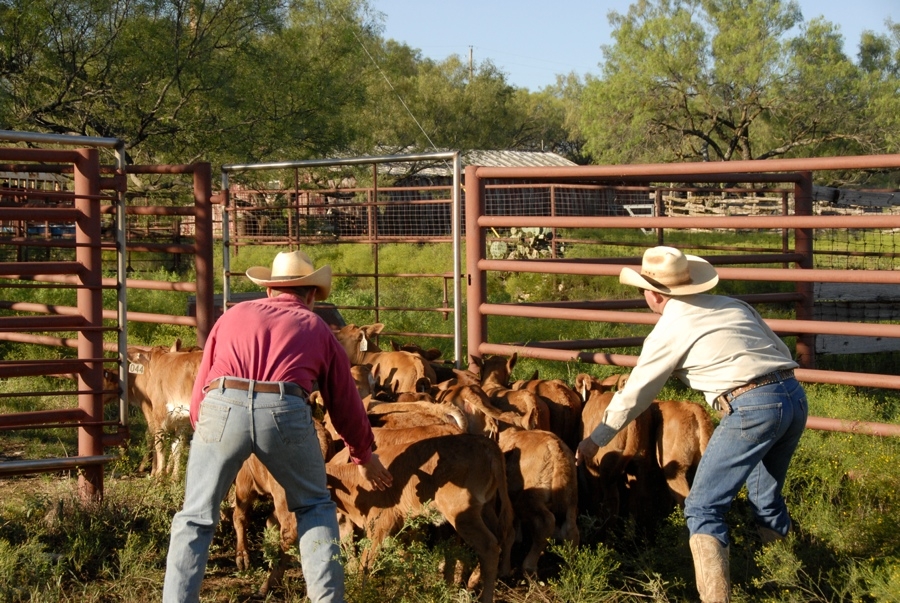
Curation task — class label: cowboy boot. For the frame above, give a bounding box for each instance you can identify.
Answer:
[758,518,792,544]
[689,534,731,603]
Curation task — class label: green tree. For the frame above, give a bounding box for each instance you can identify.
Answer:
[526,72,589,163]
[0,0,282,163]
[579,0,889,164]
[357,48,524,153]
[858,22,900,162]
[202,0,376,164]
[0,0,376,166]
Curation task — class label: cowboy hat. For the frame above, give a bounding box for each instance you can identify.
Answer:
[619,246,718,295]
[246,250,332,300]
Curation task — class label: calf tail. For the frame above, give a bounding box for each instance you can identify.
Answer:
[492,451,516,578]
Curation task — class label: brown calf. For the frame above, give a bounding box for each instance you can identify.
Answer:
[575,373,657,530]
[511,377,583,450]
[326,424,515,603]
[576,373,715,528]
[117,341,203,476]
[231,419,334,597]
[334,323,436,393]
[470,354,549,431]
[497,428,579,574]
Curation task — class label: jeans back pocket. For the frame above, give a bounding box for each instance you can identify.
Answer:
[196,399,230,443]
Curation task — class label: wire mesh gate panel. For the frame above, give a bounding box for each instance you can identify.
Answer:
[466,157,900,386]
[220,152,464,364]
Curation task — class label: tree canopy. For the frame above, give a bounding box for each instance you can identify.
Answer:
[0,0,897,170]
[578,0,900,164]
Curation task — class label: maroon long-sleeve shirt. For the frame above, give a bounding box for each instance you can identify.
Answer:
[190,293,374,464]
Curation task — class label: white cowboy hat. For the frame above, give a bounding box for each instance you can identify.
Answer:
[619,246,718,295]
[246,250,332,300]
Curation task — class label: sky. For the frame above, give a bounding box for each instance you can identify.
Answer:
[373,0,897,91]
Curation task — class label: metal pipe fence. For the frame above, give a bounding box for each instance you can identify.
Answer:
[0,132,215,498]
[465,155,900,438]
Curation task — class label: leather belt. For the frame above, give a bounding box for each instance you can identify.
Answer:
[205,377,307,400]
[713,369,795,415]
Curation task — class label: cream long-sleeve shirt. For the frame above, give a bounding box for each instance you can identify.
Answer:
[589,294,798,447]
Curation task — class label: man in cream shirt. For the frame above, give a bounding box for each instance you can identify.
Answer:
[575,246,807,603]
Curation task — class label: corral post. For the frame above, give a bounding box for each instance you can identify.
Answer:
[465,165,487,364]
[654,189,664,245]
[794,172,815,369]
[193,162,215,346]
[550,184,557,258]
[372,163,380,326]
[74,148,104,502]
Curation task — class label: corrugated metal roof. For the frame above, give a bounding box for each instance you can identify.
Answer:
[463,150,577,168]
[377,149,576,178]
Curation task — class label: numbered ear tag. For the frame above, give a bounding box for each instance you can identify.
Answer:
[128,362,145,374]
[359,336,368,352]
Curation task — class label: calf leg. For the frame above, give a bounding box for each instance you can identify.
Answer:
[232,482,257,571]
[258,504,299,596]
[520,503,555,574]
[450,507,500,603]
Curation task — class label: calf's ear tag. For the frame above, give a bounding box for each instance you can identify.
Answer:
[359,335,368,352]
[128,362,145,375]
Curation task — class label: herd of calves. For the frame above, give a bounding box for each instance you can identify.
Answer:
[117,323,715,603]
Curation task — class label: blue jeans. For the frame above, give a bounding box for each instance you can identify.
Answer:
[162,380,344,603]
[685,376,808,546]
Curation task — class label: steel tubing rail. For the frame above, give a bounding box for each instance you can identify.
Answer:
[511,337,647,349]
[478,259,900,285]
[3,274,197,291]
[480,302,900,340]
[477,214,900,230]
[0,207,82,221]
[477,342,900,390]
[0,360,91,378]
[0,301,198,326]
[0,332,117,352]
[0,262,82,277]
[471,154,900,179]
[479,342,637,365]
[0,314,86,329]
[0,408,86,428]
[485,173,804,186]
[0,455,119,478]
[223,150,460,172]
[806,416,900,437]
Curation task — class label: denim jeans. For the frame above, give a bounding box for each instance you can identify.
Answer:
[162,379,344,603]
[685,376,808,546]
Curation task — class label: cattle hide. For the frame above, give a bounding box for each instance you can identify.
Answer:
[231,419,333,597]
[497,428,579,575]
[113,341,202,476]
[470,354,549,432]
[326,424,515,603]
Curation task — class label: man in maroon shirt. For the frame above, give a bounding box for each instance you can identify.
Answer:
[163,250,391,603]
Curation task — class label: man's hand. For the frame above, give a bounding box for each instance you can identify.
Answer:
[358,453,393,490]
[575,437,600,467]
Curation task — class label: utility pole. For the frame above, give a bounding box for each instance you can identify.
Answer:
[469,46,474,80]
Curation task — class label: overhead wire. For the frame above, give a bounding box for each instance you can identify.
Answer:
[338,9,440,154]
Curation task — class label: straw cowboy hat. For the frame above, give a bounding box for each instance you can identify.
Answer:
[619,246,718,295]
[246,250,332,300]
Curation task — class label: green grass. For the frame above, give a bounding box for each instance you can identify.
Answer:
[2,414,897,602]
[2,237,900,602]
